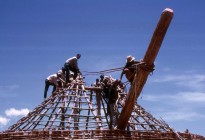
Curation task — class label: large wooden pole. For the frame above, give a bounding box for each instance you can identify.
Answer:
[117,8,174,130]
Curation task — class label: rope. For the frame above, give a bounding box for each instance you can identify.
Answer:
[137,61,155,74]
[81,61,155,79]
[82,67,124,76]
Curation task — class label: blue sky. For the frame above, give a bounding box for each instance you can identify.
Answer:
[0,0,205,136]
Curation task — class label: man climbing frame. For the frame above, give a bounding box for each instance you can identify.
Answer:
[120,55,140,83]
[107,79,123,129]
[120,55,155,84]
[64,54,81,84]
[44,73,61,100]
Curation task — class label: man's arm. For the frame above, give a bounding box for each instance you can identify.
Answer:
[120,63,127,80]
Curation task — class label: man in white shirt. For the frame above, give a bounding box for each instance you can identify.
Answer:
[44,73,60,99]
[64,54,81,83]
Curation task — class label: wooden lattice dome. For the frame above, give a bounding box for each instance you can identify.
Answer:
[0,77,204,139]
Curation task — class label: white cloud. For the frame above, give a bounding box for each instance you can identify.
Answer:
[176,92,205,102]
[142,92,205,124]
[5,108,29,117]
[161,111,205,122]
[142,94,160,102]
[0,116,10,126]
[143,92,205,103]
[153,74,205,90]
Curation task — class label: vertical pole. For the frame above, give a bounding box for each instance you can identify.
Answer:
[96,92,101,118]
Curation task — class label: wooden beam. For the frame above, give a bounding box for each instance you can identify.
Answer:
[117,8,174,130]
[84,86,103,92]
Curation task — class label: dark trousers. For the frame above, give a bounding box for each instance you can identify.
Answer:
[44,79,56,99]
[64,63,78,83]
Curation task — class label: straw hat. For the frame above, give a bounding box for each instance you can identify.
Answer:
[126,55,135,62]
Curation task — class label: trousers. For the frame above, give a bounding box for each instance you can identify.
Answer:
[44,79,56,99]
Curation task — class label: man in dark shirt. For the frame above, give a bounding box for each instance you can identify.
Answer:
[120,55,140,83]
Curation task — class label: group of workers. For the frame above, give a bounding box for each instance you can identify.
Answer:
[43,53,143,128]
[43,54,81,99]
[43,54,141,102]
[42,53,152,129]
[93,75,126,129]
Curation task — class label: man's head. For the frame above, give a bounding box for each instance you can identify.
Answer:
[62,67,66,74]
[100,75,104,79]
[76,54,81,59]
[96,78,99,82]
[57,73,61,78]
[126,55,135,62]
[115,79,121,84]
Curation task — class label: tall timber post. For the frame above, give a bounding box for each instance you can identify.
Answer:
[117,8,174,130]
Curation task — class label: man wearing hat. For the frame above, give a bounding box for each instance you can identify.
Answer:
[120,55,140,83]
[64,54,81,83]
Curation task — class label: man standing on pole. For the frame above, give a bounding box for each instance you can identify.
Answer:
[64,54,81,83]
